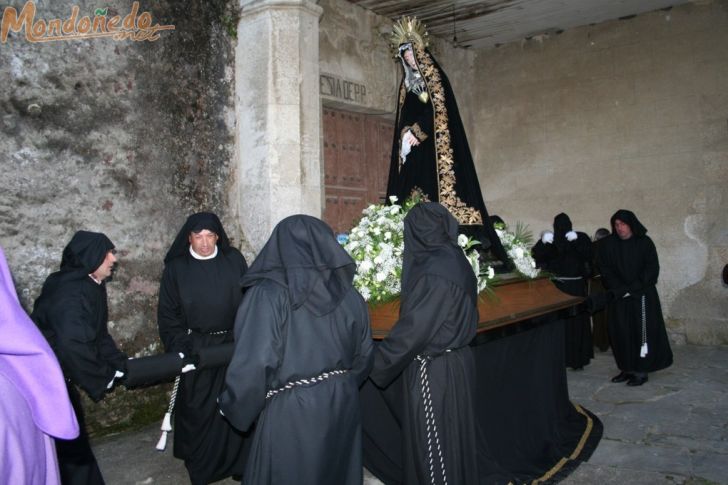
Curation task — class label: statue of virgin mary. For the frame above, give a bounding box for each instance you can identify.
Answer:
[386,17,509,267]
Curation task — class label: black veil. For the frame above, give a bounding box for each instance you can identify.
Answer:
[402,203,477,305]
[240,215,356,316]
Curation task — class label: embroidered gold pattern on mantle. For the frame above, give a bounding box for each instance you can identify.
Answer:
[409,186,430,203]
[415,44,482,225]
[409,123,428,142]
[396,83,407,170]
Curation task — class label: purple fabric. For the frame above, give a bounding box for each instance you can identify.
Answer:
[0,373,61,484]
[0,245,79,440]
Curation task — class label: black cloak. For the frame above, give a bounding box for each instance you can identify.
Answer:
[219,215,374,485]
[597,210,673,373]
[32,230,125,485]
[532,213,593,369]
[369,203,480,485]
[157,212,249,485]
[32,230,125,401]
[385,42,509,267]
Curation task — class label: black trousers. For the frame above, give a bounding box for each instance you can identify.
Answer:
[56,382,105,485]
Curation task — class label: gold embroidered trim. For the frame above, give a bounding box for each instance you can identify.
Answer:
[409,123,428,142]
[415,44,482,225]
[530,402,594,484]
[409,186,430,203]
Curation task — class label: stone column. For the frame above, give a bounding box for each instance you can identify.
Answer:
[235,0,323,252]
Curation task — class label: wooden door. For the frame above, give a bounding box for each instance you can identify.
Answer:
[323,108,393,234]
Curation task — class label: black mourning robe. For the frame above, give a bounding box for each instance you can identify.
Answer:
[597,210,673,373]
[385,42,509,268]
[370,203,480,485]
[157,213,249,485]
[219,215,374,485]
[532,213,593,369]
[590,238,610,351]
[32,230,126,485]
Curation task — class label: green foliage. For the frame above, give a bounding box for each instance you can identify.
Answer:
[221,14,238,39]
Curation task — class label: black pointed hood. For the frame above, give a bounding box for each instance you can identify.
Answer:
[553,212,574,251]
[241,215,356,316]
[60,231,115,275]
[402,203,477,305]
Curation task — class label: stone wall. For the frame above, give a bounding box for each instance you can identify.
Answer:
[0,0,242,433]
[318,0,397,114]
[466,1,728,344]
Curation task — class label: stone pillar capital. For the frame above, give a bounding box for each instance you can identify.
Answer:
[238,0,323,19]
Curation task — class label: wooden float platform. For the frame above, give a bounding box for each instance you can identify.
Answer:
[368,276,583,339]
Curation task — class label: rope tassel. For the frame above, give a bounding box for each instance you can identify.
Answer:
[156,375,181,451]
[640,295,649,358]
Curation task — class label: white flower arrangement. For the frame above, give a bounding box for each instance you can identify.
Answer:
[342,196,493,303]
[494,222,540,279]
[458,234,495,294]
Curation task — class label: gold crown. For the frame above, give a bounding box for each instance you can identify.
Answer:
[390,16,429,54]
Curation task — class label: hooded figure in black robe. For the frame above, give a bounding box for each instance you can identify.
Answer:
[385,34,509,269]
[219,215,374,485]
[590,228,612,352]
[157,212,249,484]
[370,202,480,485]
[597,210,673,385]
[32,230,127,485]
[532,213,593,369]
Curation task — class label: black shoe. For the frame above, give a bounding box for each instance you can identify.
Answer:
[611,371,632,383]
[627,375,648,386]
[571,366,584,371]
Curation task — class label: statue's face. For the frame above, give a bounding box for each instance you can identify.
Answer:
[403,49,418,70]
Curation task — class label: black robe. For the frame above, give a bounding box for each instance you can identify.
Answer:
[385,42,509,268]
[32,230,125,485]
[33,275,126,401]
[370,203,479,485]
[219,214,374,485]
[590,239,610,351]
[597,211,673,374]
[157,248,248,484]
[532,213,593,369]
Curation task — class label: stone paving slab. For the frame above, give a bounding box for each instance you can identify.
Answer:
[564,346,728,485]
[94,344,728,484]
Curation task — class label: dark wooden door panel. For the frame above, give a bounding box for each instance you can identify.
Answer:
[323,107,393,234]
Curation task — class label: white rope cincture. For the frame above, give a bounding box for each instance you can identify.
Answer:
[640,294,648,358]
[417,355,447,485]
[156,375,180,451]
[265,369,348,400]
